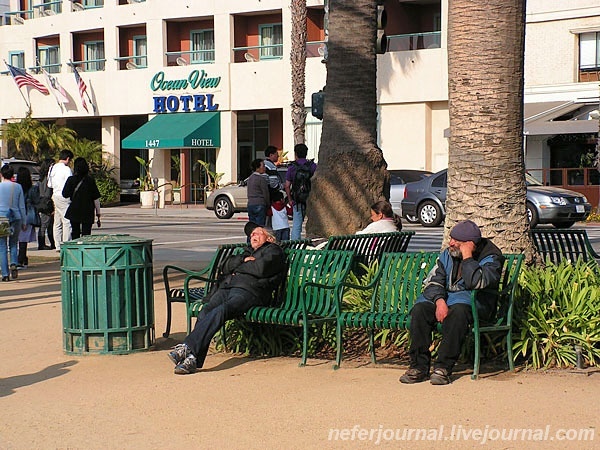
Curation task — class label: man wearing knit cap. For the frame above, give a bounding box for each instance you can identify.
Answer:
[400,220,504,385]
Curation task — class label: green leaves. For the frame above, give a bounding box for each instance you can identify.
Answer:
[513,259,600,369]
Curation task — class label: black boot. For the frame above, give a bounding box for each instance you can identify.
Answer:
[38,235,50,250]
[18,242,28,267]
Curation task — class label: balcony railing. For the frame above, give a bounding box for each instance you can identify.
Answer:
[165,50,215,66]
[5,10,33,25]
[387,31,441,52]
[233,44,284,63]
[29,63,62,74]
[32,1,62,17]
[71,58,106,72]
[115,55,148,70]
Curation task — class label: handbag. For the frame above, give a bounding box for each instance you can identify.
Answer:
[0,183,16,237]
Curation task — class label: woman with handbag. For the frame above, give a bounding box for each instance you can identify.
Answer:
[0,164,26,281]
[62,157,101,239]
[17,167,40,269]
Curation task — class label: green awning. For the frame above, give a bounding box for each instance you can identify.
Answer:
[122,112,220,149]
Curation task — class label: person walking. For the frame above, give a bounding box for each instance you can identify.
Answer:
[37,158,56,250]
[48,149,74,249]
[246,158,270,228]
[16,167,40,269]
[285,143,317,240]
[0,165,26,281]
[62,157,101,239]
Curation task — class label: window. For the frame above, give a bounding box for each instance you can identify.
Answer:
[9,51,25,69]
[133,35,147,67]
[190,29,215,63]
[38,46,60,73]
[259,24,283,59]
[83,0,103,7]
[580,32,600,70]
[84,41,105,71]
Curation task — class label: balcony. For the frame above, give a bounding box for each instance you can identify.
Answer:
[115,56,147,70]
[165,50,215,67]
[232,44,284,63]
[71,58,106,72]
[387,32,441,52]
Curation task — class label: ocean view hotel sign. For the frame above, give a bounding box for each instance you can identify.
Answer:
[151,69,221,113]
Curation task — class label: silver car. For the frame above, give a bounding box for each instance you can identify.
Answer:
[401,169,591,228]
[389,169,433,222]
[206,167,288,219]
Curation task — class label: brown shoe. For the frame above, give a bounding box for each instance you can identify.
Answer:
[399,368,428,384]
[430,367,451,385]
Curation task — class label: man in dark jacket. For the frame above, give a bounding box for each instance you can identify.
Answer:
[399,220,504,385]
[168,222,286,374]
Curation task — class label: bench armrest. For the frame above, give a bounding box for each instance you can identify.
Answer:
[302,281,345,316]
[163,264,212,292]
[183,273,219,306]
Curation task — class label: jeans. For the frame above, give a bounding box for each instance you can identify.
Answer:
[408,301,472,373]
[52,195,71,249]
[38,212,55,248]
[274,227,290,242]
[184,287,260,368]
[1,220,21,277]
[291,204,305,240]
[247,204,267,227]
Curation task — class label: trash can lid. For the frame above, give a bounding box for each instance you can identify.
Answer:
[61,234,153,246]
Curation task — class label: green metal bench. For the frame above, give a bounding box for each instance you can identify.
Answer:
[162,239,311,337]
[530,228,600,265]
[186,248,355,366]
[162,243,246,337]
[323,231,415,269]
[337,252,524,380]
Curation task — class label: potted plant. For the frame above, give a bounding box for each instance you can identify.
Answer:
[135,156,155,208]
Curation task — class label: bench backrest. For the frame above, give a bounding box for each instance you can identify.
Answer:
[324,232,415,267]
[489,254,524,325]
[530,229,599,264]
[279,249,355,316]
[371,252,439,314]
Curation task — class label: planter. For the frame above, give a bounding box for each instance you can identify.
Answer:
[172,187,181,205]
[140,190,155,209]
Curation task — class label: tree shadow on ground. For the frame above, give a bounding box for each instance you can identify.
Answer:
[0,361,77,398]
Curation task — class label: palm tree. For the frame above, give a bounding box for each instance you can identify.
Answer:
[305,0,389,237]
[445,0,534,258]
[290,0,307,145]
[44,123,77,159]
[0,116,43,160]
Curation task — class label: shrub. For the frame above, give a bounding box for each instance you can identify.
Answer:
[95,176,120,205]
[513,259,600,369]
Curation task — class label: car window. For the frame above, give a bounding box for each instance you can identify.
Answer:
[431,172,447,188]
[389,172,405,185]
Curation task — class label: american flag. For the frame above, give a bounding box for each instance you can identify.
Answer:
[6,64,49,95]
[72,64,89,112]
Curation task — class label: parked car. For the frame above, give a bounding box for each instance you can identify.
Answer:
[401,169,592,228]
[1,158,40,184]
[389,169,433,222]
[206,166,288,219]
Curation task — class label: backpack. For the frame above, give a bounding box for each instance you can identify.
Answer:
[36,175,54,215]
[291,160,313,206]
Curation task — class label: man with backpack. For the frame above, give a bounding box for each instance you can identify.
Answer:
[285,143,317,240]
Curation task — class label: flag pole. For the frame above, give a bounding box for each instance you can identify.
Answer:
[4,59,31,110]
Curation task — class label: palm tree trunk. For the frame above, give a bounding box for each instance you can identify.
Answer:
[446,0,534,258]
[306,0,389,237]
[290,0,307,145]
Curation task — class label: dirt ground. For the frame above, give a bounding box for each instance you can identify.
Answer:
[1,257,598,450]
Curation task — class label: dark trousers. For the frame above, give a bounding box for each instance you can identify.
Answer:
[71,222,93,239]
[184,287,260,368]
[408,301,472,373]
[38,213,55,248]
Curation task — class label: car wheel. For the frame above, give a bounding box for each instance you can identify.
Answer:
[404,214,419,224]
[552,221,576,229]
[526,202,539,229]
[418,201,443,227]
[213,196,234,219]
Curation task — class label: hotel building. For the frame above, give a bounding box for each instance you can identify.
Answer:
[0,0,599,205]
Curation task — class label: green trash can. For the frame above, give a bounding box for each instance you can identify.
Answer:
[61,235,155,354]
